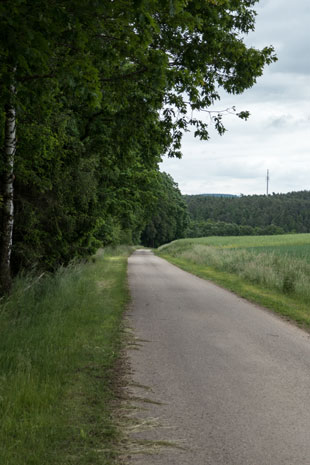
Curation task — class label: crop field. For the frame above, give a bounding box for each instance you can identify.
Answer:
[161,233,310,249]
[158,234,310,328]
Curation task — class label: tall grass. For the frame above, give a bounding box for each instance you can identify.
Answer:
[158,235,310,327]
[162,243,310,302]
[0,246,132,465]
[161,233,310,250]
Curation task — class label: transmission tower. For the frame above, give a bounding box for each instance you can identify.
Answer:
[266,169,270,196]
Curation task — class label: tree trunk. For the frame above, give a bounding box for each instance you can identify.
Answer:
[0,96,16,294]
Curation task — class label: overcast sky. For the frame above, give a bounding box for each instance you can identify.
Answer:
[160,0,310,196]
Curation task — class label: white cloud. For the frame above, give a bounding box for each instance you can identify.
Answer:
[160,0,310,195]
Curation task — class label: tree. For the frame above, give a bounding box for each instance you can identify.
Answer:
[0,0,276,292]
[141,172,189,247]
[184,192,310,235]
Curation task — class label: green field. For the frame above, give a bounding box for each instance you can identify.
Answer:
[158,234,310,328]
[161,233,310,249]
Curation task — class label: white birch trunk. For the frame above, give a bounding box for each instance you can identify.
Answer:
[0,84,16,293]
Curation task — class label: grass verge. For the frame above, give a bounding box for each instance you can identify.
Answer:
[158,253,310,330]
[0,246,133,465]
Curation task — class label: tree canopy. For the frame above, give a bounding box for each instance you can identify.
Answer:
[141,172,189,248]
[0,0,276,292]
[184,191,310,237]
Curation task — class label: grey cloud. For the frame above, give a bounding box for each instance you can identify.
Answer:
[160,0,310,196]
[251,0,310,75]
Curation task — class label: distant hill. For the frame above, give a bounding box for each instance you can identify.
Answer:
[183,190,310,234]
[189,193,239,198]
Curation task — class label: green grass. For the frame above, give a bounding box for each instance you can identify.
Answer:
[161,233,310,249]
[157,234,310,329]
[246,244,310,262]
[0,246,133,465]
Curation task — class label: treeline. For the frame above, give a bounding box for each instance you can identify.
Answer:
[184,191,310,237]
[0,0,274,292]
[185,220,284,238]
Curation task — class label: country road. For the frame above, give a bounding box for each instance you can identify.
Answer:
[126,249,310,465]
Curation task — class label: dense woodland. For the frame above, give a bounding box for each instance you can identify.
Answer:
[0,0,275,293]
[184,191,310,237]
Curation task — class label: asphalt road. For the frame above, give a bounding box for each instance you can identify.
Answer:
[126,249,310,464]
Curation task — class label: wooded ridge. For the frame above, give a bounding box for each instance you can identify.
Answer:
[184,191,310,237]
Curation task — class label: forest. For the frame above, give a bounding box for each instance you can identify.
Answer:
[184,191,310,237]
[0,0,276,293]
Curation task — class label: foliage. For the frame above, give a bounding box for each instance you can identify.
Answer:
[184,191,310,235]
[0,0,276,279]
[141,172,189,248]
[185,219,285,238]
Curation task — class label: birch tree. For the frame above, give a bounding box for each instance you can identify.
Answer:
[0,76,16,293]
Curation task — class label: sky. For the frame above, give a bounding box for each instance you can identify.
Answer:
[160,0,310,196]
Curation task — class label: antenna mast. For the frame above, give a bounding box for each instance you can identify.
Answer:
[266,169,270,196]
